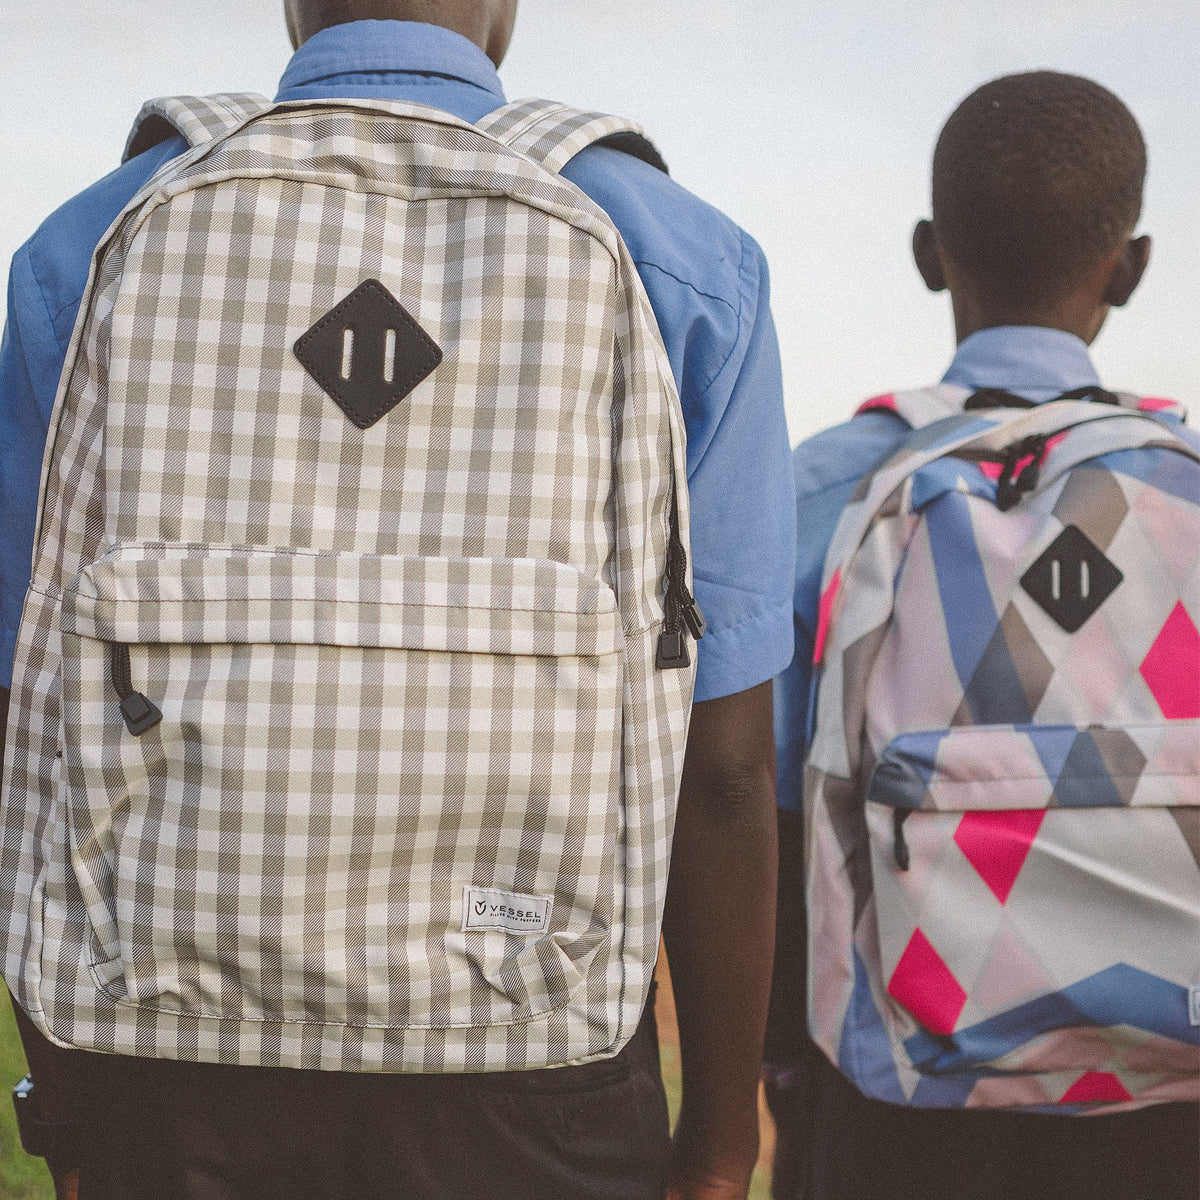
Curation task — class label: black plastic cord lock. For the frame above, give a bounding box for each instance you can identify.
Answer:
[109,643,162,736]
[655,629,691,670]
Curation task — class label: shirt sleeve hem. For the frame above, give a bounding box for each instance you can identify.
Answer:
[692,599,794,704]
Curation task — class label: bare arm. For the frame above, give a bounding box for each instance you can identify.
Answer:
[663,680,778,1200]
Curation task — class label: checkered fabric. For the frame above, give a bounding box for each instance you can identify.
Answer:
[123,93,271,163]
[476,99,664,174]
[1,96,696,1073]
[805,385,1200,1112]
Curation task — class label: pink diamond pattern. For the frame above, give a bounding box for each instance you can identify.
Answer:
[887,928,967,1035]
[954,809,1046,904]
[1059,1071,1132,1104]
[1140,602,1200,719]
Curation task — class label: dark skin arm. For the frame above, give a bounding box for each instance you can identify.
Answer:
[663,681,778,1200]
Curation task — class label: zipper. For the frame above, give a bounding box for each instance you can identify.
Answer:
[892,808,911,871]
[655,500,705,670]
[109,643,163,736]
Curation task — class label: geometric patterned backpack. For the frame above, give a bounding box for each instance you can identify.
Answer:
[805,384,1200,1112]
[0,94,700,1074]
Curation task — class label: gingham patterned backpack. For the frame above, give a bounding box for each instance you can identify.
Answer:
[1,94,701,1073]
[805,384,1200,1112]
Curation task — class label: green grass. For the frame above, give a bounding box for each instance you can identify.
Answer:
[658,1037,773,1200]
[0,999,53,1199]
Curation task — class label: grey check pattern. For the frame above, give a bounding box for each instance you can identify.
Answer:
[2,97,695,1072]
[476,99,658,174]
[123,93,271,163]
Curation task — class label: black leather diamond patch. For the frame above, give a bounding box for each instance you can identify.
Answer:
[294,280,442,429]
[1021,525,1123,633]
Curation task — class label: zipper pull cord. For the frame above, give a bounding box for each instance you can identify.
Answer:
[109,643,163,736]
[656,495,705,670]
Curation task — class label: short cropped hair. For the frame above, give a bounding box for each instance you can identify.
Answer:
[932,71,1146,306]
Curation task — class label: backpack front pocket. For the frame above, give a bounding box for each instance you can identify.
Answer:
[59,546,623,1031]
[864,722,1200,1104]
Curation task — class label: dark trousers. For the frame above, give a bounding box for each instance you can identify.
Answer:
[75,999,670,1200]
[767,1039,1200,1200]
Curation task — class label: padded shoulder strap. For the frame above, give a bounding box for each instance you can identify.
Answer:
[814,400,1200,663]
[855,383,972,428]
[1112,391,1190,421]
[856,385,1190,427]
[124,93,272,163]
[475,99,668,176]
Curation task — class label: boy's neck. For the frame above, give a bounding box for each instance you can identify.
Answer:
[913,220,1149,350]
[949,291,1110,347]
[944,256,1120,346]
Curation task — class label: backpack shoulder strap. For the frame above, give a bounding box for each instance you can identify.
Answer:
[853,384,1194,429]
[123,93,272,163]
[1112,391,1190,421]
[855,383,972,428]
[475,98,668,176]
[813,400,1200,666]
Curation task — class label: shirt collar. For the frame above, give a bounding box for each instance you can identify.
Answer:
[277,20,505,100]
[941,326,1102,402]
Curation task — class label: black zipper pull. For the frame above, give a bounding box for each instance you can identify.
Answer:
[656,499,703,671]
[109,643,162,736]
[656,628,690,669]
[893,808,912,871]
[681,587,706,640]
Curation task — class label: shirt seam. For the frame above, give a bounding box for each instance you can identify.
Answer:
[628,258,737,315]
[696,594,791,642]
[693,568,780,599]
[19,242,69,358]
[278,70,501,97]
[695,600,794,700]
[702,228,752,397]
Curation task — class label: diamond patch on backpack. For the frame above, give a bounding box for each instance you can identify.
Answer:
[1020,525,1122,633]
[294,279,442,429]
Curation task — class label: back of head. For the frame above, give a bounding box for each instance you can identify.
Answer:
[932,71,1146,310]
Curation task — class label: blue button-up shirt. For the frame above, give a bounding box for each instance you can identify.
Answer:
[776,325,1119,811]
[0,20,795,702]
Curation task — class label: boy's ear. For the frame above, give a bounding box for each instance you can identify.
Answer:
[913,220,946,293]
[1104,234,1151,308]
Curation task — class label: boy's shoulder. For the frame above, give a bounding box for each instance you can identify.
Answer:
[792,406,910,502]
[563,142,763,316]
[17,138,185,349]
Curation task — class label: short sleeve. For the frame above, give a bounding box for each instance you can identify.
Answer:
[684,236,795,702]
[774,413,910,809]
[0,249,58,689]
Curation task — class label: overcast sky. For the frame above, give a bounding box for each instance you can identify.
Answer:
[1,0,1196,441]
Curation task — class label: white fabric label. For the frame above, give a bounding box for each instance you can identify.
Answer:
[1190,985,1200,1027]
[462,887,553,935]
